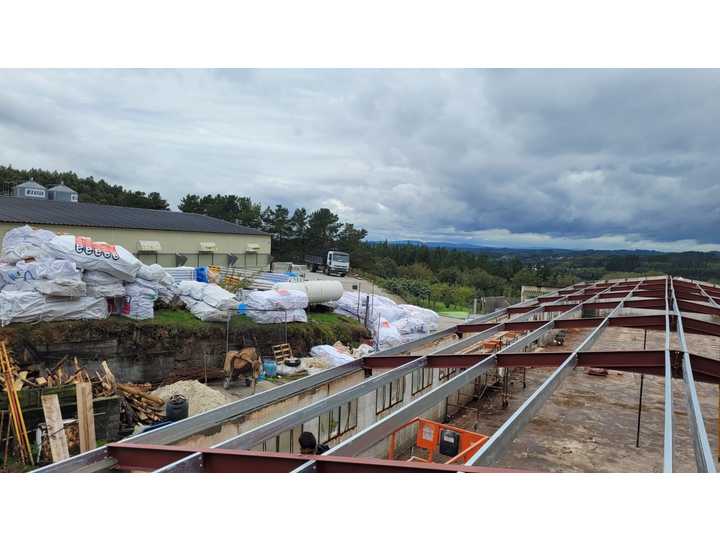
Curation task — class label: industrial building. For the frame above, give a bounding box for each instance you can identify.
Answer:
[0,187,271,268]
[36,275,720,473]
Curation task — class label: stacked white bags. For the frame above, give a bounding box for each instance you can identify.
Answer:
[0,226,117,325]
[120,264,177,320]
[331,291,440,350]
[0,291,108,325]
[83,270,126,298]
[176,280,239,321]
[245,288,309,324]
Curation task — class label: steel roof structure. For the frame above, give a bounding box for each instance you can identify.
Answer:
[35,275,719,473]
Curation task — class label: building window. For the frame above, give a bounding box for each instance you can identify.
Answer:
[376,377,405,414]
[318,400,358,444]
[411,367,433,394]
[439,368,457,381]
[260,429,294,453]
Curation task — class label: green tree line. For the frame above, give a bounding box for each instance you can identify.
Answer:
[1,165,168,209]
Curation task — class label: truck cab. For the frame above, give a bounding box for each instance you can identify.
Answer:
[326,250,349,276]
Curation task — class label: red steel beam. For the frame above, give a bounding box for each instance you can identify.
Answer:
[363,350,720,383]
[457,314,674,335]
[106,443,522,473]
[108,444,196,472]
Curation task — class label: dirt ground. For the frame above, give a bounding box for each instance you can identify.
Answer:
[450,323,720,472]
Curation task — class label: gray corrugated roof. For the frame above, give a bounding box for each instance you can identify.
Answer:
[48,183,77,193]
[16,180,46,190]
[0,196,270,236]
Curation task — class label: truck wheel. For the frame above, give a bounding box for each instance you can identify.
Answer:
[341,273,346,277]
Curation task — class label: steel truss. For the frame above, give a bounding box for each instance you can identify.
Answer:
[35,276,719,473]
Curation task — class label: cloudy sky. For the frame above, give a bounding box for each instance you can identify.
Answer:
[1,69,719,251]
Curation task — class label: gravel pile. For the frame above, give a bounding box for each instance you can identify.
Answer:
[151,379,230,416]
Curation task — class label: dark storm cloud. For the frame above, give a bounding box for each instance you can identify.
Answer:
[1,69,719,250]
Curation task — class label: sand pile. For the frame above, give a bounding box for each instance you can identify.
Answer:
[152,379,229,416]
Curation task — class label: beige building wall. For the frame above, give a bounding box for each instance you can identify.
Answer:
[0,222,271,268]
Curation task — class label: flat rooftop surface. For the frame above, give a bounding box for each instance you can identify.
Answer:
[451,325,719,472]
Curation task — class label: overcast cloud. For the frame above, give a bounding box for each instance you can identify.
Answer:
[1,69,719,251]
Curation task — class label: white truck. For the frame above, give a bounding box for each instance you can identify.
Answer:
[304,250,350,276]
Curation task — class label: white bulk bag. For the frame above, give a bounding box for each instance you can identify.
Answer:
[246,289,309,311]
[121,296,154,320]
[1,225,56,263]
[201,284,239,310]
[33,278,87,297]
[83,270,122,286]
[0,291,108,326]
[247,308,307,324]
[399,304,439,331]
[44,234,142,280]
[124,282,159,301]
[309,345,355,366]
[86,283,126,298]
[186,299,230,322]
[177,280,207,301]
[137,263,166,282]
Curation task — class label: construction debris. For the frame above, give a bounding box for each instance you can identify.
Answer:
[116,383,165,424]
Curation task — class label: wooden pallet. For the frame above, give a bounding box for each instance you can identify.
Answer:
[272,343,293,364]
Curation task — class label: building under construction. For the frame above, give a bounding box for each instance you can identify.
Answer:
[36,275,720,473]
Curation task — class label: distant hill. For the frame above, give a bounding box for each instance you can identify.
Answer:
[370,239,670,256]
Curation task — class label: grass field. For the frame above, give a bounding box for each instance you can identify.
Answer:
[437,310,469,319]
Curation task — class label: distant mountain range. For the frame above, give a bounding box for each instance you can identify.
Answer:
[367,239,673,256]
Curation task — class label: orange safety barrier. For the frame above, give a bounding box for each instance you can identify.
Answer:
[387,417,489,465]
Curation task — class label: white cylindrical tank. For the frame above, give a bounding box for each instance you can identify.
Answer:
[273,280,344,304]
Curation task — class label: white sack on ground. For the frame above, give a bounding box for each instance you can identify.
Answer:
[248,308,307,324]
[392,317,429,335]
[310,344,355,366]
[0,291,108,325]
[201,284,239,310]
[121,296,154,320]
[177,280,207,301]
[1,225,55,263]
[185,297,231,322]
[33,278,87,297]
[44,234,141,280]
[398,304,439,331]
[246,289,309,311]
[334,291,405,324]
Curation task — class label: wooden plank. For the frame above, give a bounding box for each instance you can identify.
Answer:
[76,382,96,453]
[41,394,69,462]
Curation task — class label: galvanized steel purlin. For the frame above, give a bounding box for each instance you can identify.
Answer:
[154,284,598,473]
[669,278,716,473]
[292,282,621,473]
[663,276,673,473]
[464,281,643,467]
